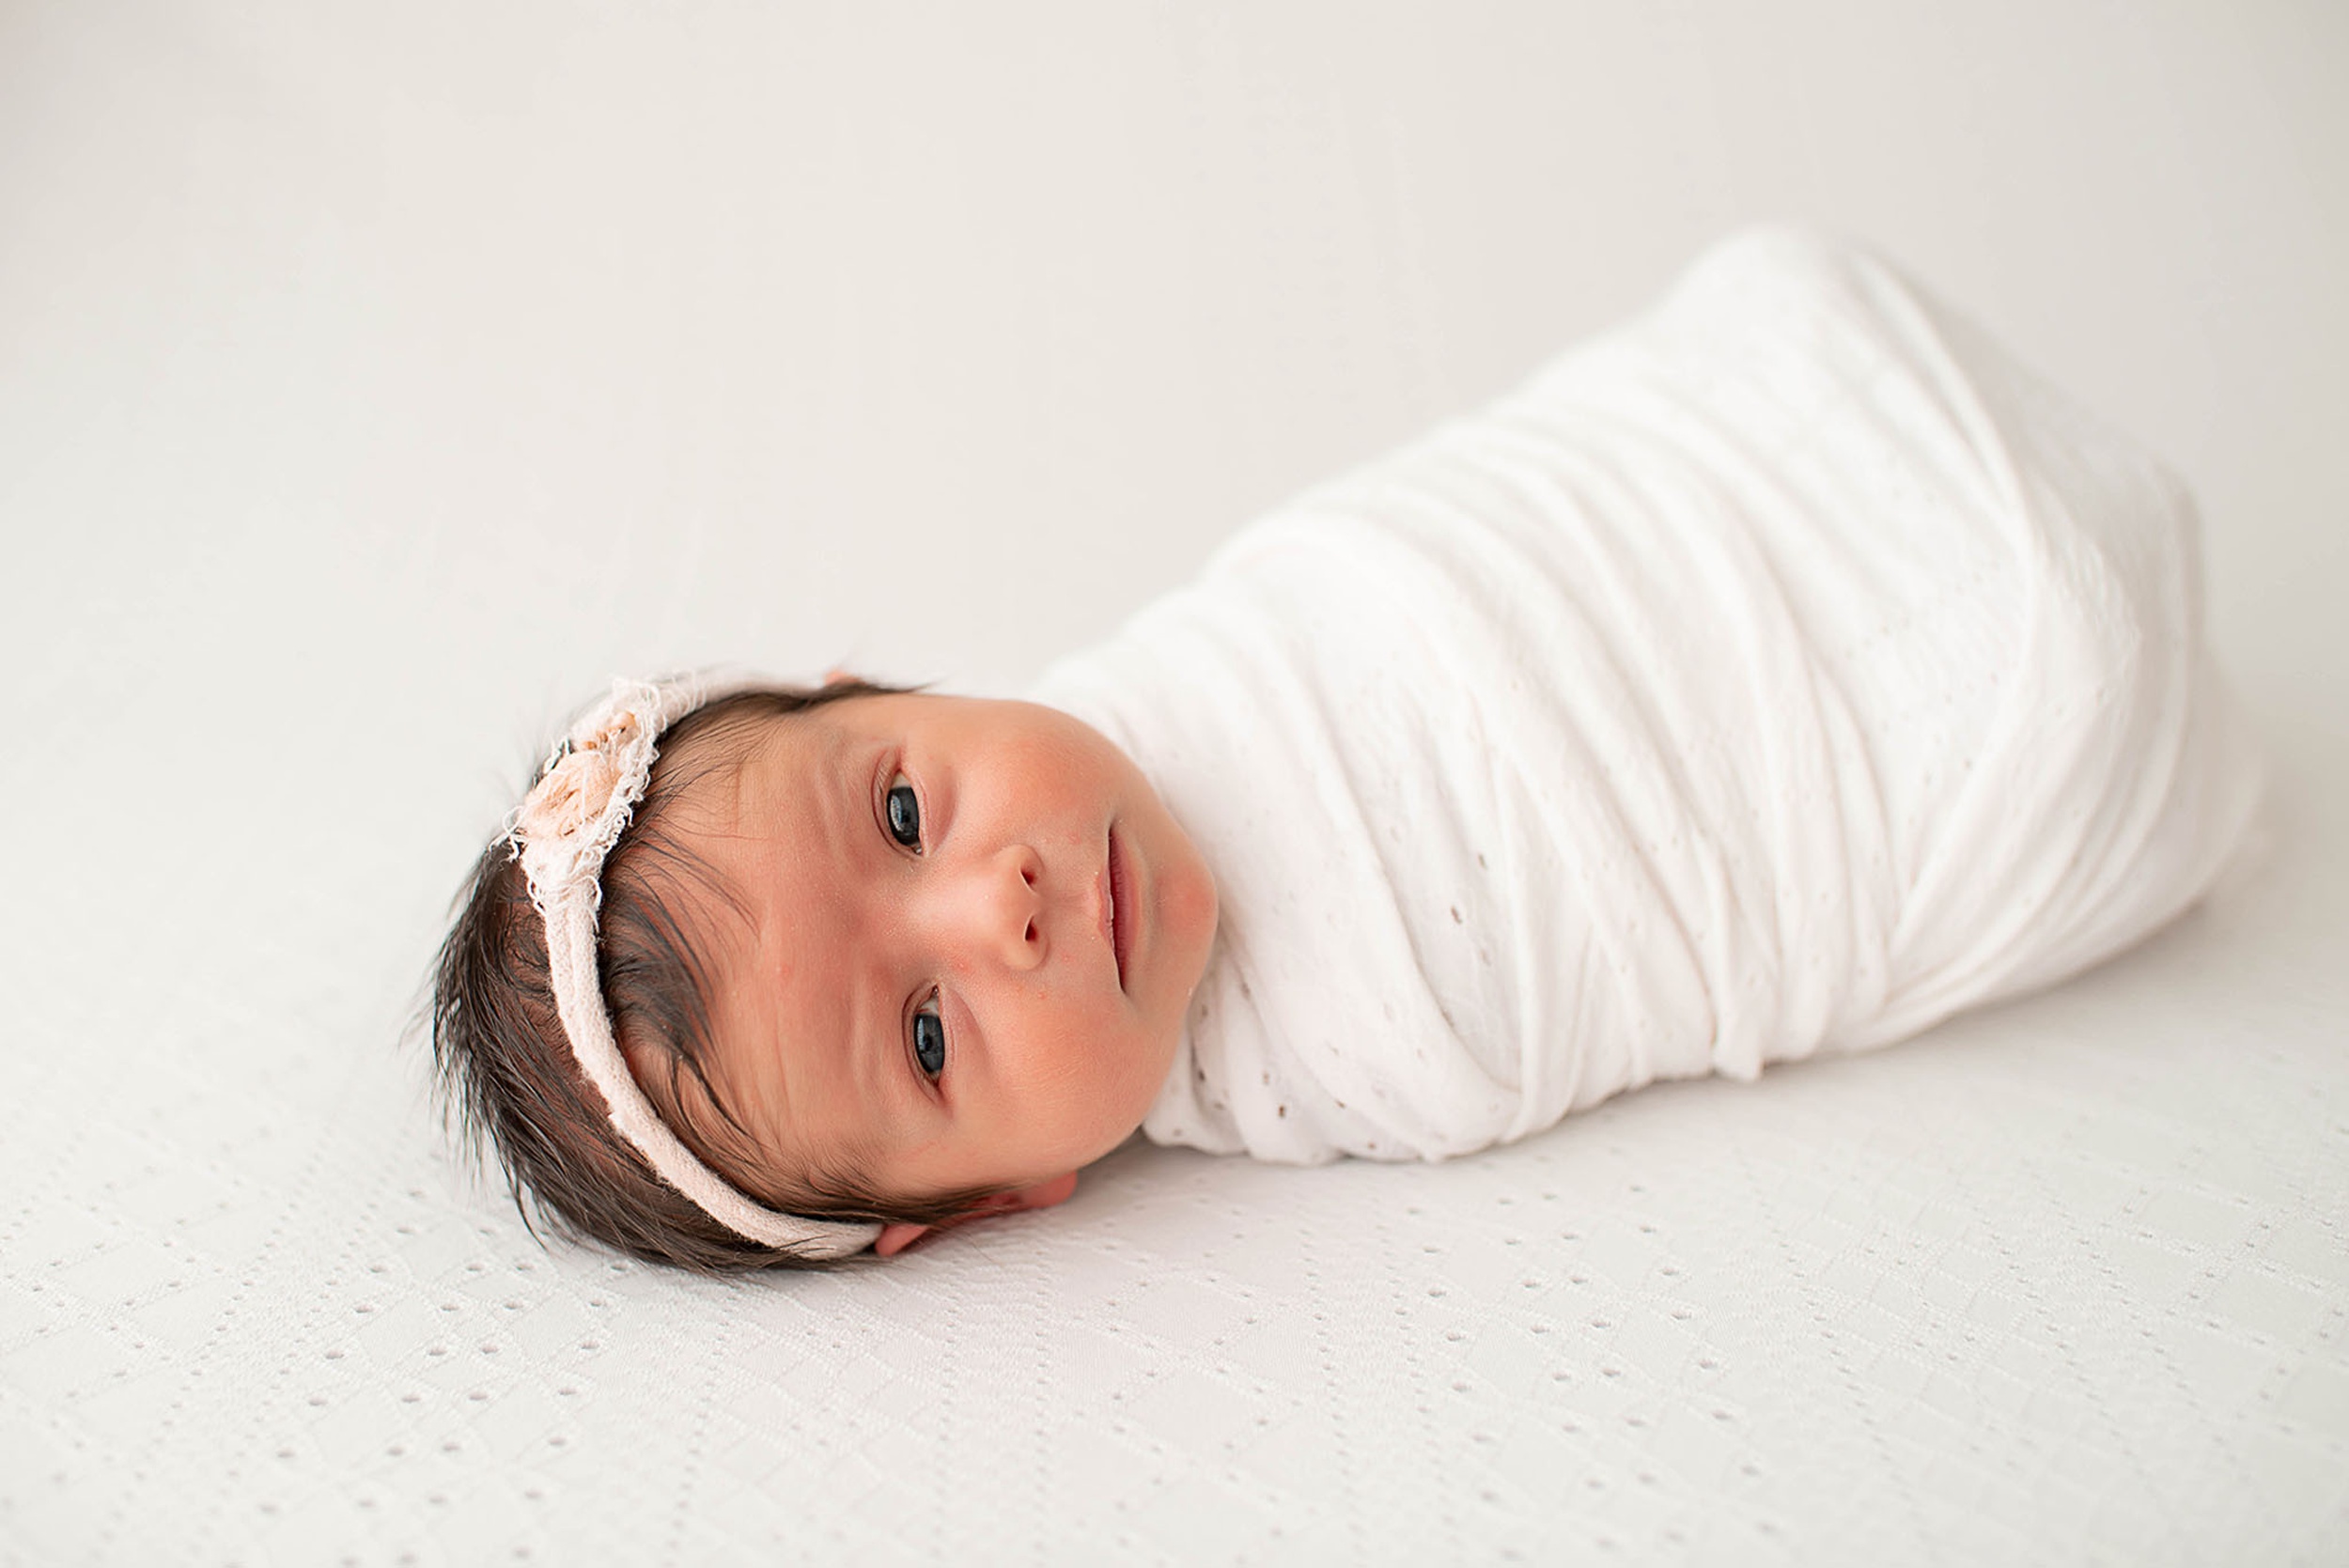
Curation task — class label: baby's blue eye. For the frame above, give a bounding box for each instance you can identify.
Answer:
[886,775,922,850]
[911,996,946,1079]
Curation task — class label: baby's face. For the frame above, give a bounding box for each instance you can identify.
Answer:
[660,691,1218,1208]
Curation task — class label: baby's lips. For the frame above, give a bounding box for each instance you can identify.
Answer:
[1107,824,1139,993]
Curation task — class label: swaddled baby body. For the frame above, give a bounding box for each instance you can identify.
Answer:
[431,227,2263,1269]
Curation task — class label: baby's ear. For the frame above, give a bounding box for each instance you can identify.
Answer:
[821,667,860,688]
[872,1172,1080,1258]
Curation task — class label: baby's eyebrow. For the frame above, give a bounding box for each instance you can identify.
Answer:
[803,719,852,847]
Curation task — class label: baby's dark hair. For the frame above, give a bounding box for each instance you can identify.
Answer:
[428,681,997,1272]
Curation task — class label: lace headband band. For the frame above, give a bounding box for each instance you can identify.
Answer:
[507,674,881,1260]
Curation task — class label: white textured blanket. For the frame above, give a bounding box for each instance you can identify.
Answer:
[1032,228,2264,1164]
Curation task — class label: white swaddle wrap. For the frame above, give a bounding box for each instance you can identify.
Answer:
[1030,227,2264,1165]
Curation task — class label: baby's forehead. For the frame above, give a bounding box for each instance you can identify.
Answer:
[650,710,842,939]
[653,708,861,1096]
[664,703,836,815]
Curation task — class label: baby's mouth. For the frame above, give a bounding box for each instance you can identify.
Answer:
[1107,826,1131,993]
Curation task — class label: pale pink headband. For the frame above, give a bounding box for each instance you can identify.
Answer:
[507,674,881,1260]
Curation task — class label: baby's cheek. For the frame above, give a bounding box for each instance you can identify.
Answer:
[1033,1020,1153,1155]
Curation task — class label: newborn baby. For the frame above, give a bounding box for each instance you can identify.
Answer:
[431,227,2264,1269]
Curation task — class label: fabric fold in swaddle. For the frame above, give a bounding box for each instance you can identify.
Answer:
[1030,226,2265,1165]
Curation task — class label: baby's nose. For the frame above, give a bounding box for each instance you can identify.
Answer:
[949,844,1046,971]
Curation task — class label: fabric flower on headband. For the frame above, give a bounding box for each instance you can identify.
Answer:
[509,682,665,909]
[518,745,622,846]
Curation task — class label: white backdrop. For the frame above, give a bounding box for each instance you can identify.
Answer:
[2,4,2343,1563]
